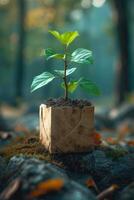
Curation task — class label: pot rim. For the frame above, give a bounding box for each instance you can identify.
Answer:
[40,103,94,109]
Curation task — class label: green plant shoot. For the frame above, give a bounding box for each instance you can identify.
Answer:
[31,30,101,100]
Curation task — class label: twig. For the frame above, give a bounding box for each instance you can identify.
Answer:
[0,178,22,200]
[97,184,119,200]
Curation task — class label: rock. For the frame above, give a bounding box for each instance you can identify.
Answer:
[117,182,134,200]
[53,149,115,178]
[0,156,6,168]
[52,149,114,189]
[0,156,7,193]
[100,153,134,189]
[53,152,93,173]
[0,156,7,177]
[1,156,96,200]
[89,150,113,179]
[0,132,12,141]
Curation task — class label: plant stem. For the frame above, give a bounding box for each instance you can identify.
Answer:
[63,46,68,101]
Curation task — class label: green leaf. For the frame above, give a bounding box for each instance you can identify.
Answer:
[41,48,55,60]
[54,67,76,77]
[42,48,64,60]
[71,48,93,64]
[31,72,55,92]
[60,31,79,46]
[53,54,65,59]
[79,79,101,96]
[68,81,79,93]
[61,80,79,93]
[49,31,61,41]
[49,30,79,46]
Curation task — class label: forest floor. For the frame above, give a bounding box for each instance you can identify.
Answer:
[0,103,134,200]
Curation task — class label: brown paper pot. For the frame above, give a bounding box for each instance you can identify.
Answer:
[40,104,95,153]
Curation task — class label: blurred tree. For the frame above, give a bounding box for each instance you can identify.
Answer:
[112,0,130,105]
[15,0,26,101]
[0,0,17,68]
[1,0,132,104]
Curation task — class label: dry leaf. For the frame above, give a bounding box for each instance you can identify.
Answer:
[28,178,64,198]
[127,140,134,146]
[93,132,102,145]
[86,178,99,193]
[86,178,95,188]
[14,124,30,134]
[105,137,117,145]
[117,123,130,142]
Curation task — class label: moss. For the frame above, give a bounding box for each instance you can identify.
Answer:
[0,134,53,163]
[1,134,128,172]
[0,134,92,172]
[105,146,128,160]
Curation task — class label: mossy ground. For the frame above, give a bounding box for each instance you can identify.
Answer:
[0,134,53,162]
[0,133,129,172]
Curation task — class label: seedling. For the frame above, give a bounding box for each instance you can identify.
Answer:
[31,30,100,100]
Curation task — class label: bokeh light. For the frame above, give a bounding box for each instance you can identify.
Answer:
[92,0,106,8]
[0,0,10,5]
[81,0,92,9]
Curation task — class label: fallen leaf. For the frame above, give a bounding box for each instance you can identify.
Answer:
[86,178,95,188]
[14,124,30,134]
[127,140,134,146]
[93,132,102,145]
[86,178,99,193]
[117,123,130,142]
[105,137,117,145]
[28,178,64,198]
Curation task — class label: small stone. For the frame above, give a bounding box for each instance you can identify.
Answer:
[1,156,96,200]
[0,132,12,140]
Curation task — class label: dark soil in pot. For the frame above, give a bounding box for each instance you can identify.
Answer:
[45,98,92,108]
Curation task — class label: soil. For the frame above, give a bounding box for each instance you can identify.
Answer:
[45,98,92,108]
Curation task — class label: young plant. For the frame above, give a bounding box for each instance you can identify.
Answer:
[31,30,100,100]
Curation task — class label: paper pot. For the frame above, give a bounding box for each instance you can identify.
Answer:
[40,104,95,153]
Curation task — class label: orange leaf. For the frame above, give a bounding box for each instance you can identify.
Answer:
[127,140,134,146]
[28,178,64,198]
[93,132,102,145]
[86,178,95,188]
[106,137,117,145]
[86,178,99,193]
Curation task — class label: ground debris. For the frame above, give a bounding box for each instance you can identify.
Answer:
[28,178,64,199]
[0,156,96,200]
[97,184,119,200]
[0,178,22,200]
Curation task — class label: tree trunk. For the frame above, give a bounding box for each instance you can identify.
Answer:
[113,0,130,105]
[15,0,26,102]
